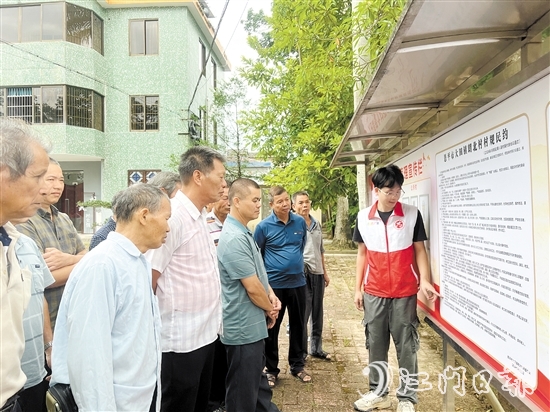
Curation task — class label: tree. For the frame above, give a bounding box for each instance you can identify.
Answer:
[211,77,252,181]
[240,0,408,245]
[241,0,357,246]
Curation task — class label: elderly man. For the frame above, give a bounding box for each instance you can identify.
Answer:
[89,171,181,250]
[206,182,230,247]
[254,186,309,386]
[17,159,86,329]
[147,146,226,412]
[50,184,170,411]
[218,178,281,412]
[292,191,331,361]
[0,118,50,411]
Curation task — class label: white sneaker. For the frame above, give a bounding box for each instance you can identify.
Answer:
[397,400,415,412]
[353,391,391,411]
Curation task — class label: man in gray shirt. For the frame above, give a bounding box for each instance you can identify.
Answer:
[292,191,331,360]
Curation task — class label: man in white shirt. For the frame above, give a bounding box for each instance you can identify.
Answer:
[147,146,226,412]
[0,118,50,412]
[50,184,170,412]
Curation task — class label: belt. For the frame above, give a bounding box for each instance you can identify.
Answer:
[1,390,22,412]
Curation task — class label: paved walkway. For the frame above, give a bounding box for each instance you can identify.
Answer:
[270,254,492,412]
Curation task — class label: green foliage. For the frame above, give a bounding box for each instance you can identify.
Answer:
[77,199,111,209]
[240,0,407,219]
[353,0,407,78]
[241,0,356,217]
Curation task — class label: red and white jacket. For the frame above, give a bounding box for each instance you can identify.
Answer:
[356,201,420,298]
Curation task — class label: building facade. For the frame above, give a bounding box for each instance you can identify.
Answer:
[0,0,229,232]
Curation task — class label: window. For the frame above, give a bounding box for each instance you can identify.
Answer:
[6,87,33,123]
[1,85,102,130]
[21,6,41,43]
[130,95,159,131]
[92,13,103,55]
[200,40,206,75]
[0,8,19,43]
[66,3,91,48]
[128,169,161,186]
[129,19,159,55]
[0,3,102,53]
[41,86,64,123]
[4,86,63,124]
[67,86,92,128]
[92,91,104,132]
[42,3,64,41]
[212,59,217,89]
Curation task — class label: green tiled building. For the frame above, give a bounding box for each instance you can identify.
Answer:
[0,0,230,232]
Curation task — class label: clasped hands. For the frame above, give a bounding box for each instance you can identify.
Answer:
[266,294,282,329]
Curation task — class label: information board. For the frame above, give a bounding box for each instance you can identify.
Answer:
[436,115,537,387]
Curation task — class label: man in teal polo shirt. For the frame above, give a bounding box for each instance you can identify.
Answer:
[217,178,281,412]
[254,186,309,385]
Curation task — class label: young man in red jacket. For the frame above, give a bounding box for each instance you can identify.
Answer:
[353,165,439,412]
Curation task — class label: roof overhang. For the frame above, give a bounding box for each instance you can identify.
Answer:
[331,0,550,168]
[97,0,231,71]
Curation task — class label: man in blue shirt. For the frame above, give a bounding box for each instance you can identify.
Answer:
[16,226,55,412]
[50,184,171,412]
[254,186,310,385]
[218,178,281,412]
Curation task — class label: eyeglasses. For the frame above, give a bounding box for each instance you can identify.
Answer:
[378,188,405,198]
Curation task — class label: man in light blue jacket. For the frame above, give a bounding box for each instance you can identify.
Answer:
[51,184,171,412]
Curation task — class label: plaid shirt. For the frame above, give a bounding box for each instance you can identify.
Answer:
[16,206,85,329]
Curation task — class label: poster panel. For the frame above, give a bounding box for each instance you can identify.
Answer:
[395,75,549,410]
[436,115,536,387]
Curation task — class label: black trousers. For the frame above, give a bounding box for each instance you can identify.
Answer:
[207,337,228,411]
[265,286,307,376]
[161,341,216,412]
[225,340,279,412]
[17,379,48,412]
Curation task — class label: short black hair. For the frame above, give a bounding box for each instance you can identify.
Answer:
[372,164,404,189]
[228,178,259,205]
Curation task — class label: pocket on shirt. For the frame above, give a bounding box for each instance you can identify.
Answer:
[20,257,45,293]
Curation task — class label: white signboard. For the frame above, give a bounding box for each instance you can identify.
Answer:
[436,115,536,387]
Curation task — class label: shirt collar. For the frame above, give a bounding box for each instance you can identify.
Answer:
[206,210,223,227]
[225,215,251,234]
[106,231,142,257]
[174,190,204,221]
[269,210,295,224]
[368,201,404,219]
[37,205,59,220]
[2,222,21,244]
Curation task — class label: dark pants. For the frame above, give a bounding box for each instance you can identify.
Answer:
[363,293,420,403]
[225,340,279,412]
[304,270,326,355]
[265,286,307,376]
[17,379,48,412]
[161,341,216,412]
[150,385,157,412]
[207,337,228,411]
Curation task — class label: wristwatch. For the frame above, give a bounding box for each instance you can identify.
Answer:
[44,341,53,351]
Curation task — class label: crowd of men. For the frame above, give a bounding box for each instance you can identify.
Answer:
[1,117,438,412]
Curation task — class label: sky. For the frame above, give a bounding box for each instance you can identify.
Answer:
[207,0,272,73]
